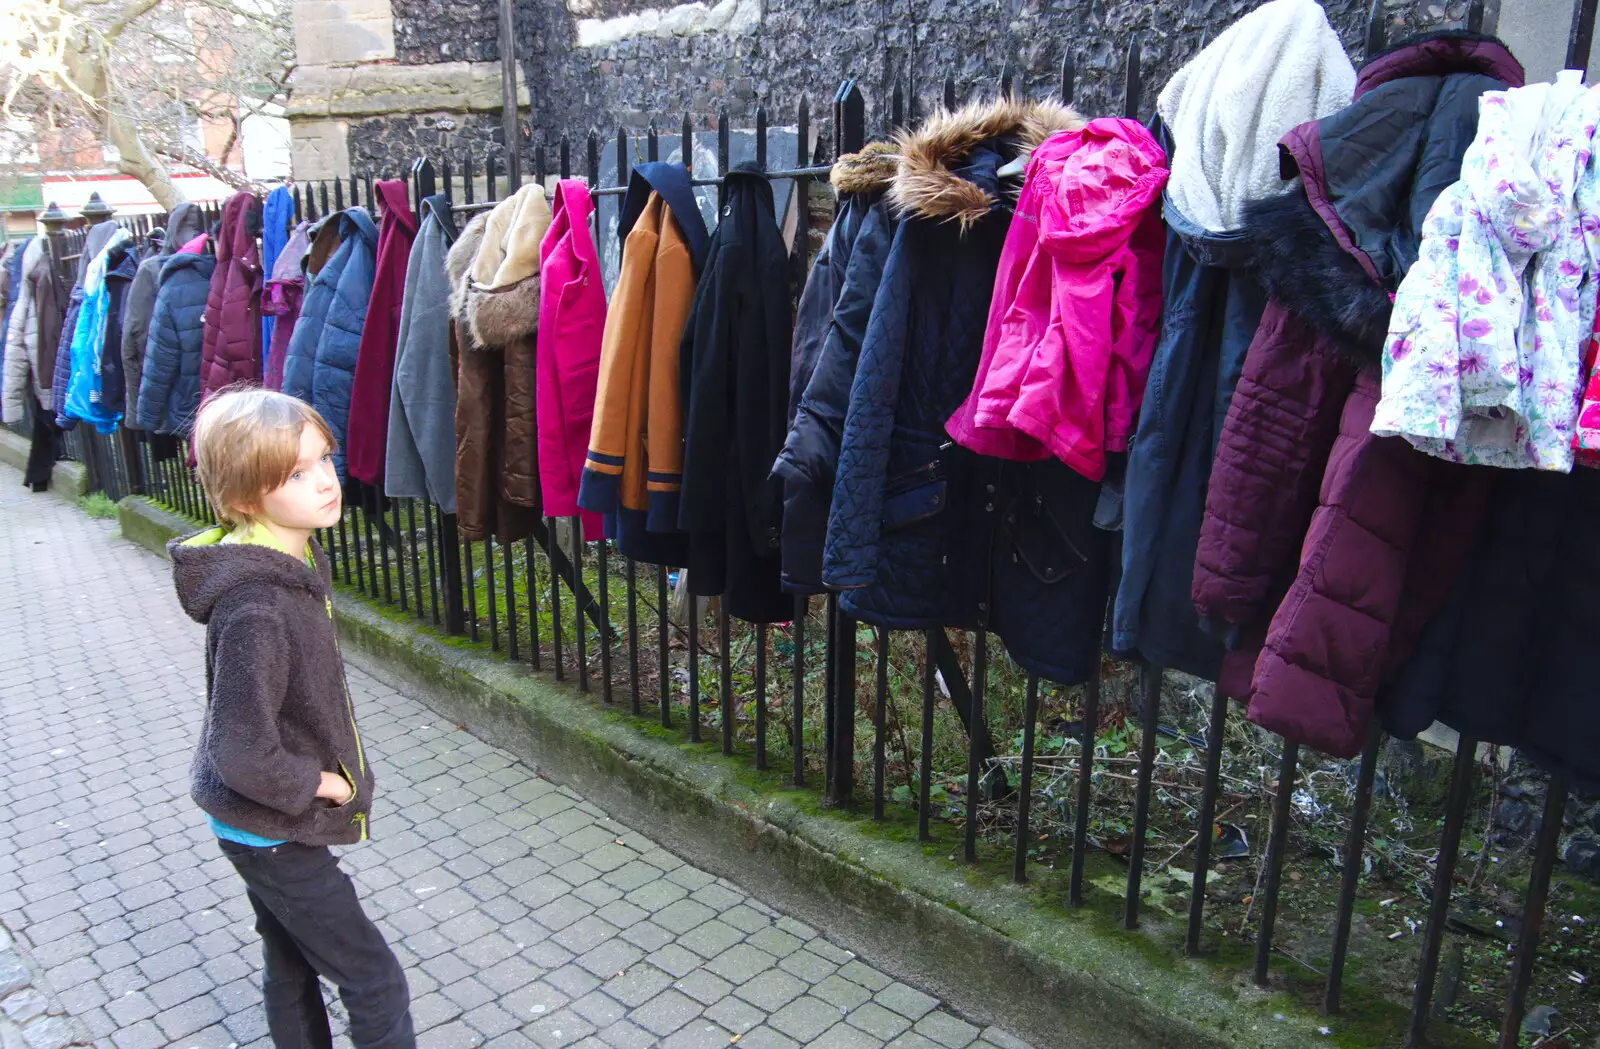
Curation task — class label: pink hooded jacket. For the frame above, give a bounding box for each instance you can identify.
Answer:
[537,179,608,538]
[947,118,1168,480]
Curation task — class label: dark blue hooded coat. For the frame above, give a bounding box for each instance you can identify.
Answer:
[281,206,377,479]
[823,99,1108,685]
[136,251,216,435]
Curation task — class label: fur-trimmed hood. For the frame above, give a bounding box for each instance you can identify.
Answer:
[889,97,1085,228]
[831,142,898,195]
[463,184,552,348]
[447,212,487,343]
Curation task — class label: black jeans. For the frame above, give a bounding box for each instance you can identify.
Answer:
[219,840,415,1049]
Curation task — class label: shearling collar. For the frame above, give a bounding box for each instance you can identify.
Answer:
[889,97,1085,229]
[470,184,552,291]
[831,142,898,195]
[447,213,487,343]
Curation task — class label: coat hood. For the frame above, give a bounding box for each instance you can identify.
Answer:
[889,97,1086,228]
[1036,119,1168,263]
[1157,0,1355,233]
[338,207,378,254]
[106,240,140,284]
[215,191,259,266]
[75,222,121,290]
[447,212,488,342]
[160,249,216,283]
[422,194,459,242]
[466,184,551,347]
[1355,30,1524,98]
[165,203,206,255]
[169,527,328,625]
[1245,29,1524,364]
[270,221,313,284]
[831,142,899,195]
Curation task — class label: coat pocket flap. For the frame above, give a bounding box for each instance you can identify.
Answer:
[883,478,947,531]
[1003,490,1087,585]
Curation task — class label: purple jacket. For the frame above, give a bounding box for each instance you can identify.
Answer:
[1193,32,1521,756]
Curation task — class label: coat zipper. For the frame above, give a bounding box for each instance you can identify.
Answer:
[327,594,369,841]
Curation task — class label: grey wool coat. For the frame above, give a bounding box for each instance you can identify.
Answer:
[385,194,460,512]
[121,203,206,427]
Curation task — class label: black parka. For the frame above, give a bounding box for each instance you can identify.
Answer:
[678,165,794,624]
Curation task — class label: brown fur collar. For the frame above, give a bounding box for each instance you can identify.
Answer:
[889,97,1085,228]
[447,213,487,348]
[831,142,898,195]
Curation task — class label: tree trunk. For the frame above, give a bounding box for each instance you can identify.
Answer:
[109,113,187,210]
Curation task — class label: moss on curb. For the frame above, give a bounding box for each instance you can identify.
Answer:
[114,496,1490,1049]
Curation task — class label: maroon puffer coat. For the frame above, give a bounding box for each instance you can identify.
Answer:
[1191,32,1520,757]
[199,192,263,396]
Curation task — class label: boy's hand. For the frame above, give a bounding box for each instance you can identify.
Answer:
[316,771,354,806]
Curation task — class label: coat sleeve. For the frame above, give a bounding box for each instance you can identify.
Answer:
[741,232,792,550]
[384,243,428,502]
[677,258,731,536]
[1192,302,1355,633]
[137,292,180,434]
[578,228,652,516]
[502,329,539,509]
[1247,380,1440,757]
[1,286,30,425]
[121,261,160,427]
[1104,212,1167,454]
[204,601,324,817]
[823,237,910,590]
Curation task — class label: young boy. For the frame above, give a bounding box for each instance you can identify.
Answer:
[170,388,415,1049]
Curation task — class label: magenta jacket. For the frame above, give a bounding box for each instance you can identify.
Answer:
[536,179,607,539]
[947,119,1167,480]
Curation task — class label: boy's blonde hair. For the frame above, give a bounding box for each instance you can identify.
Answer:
[193,387,337,531]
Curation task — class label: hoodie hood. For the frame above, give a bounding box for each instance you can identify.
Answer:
[1157,0,1355,233]
[75,222,121,290]
[423,194,459,243]
[338,207,379,254]
[106,240,139,284]
[889,97,1086,229]
[164,203,206,255]
[169,527,328,624]
[1036,118,1169,263]
[831,142,899,195]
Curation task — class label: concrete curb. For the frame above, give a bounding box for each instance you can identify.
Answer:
[116,495,1417,1049]
[0,429,88,500]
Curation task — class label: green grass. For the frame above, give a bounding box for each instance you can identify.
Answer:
[76,491,119,519]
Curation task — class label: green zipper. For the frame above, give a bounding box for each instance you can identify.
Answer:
[327,595,368,842]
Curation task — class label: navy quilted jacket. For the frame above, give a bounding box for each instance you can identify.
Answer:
[823,98,1112,685]
[281,207,377,479]
[773,147,897,595]
[137,252,216,435]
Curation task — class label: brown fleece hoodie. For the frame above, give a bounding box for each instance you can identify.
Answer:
[170,528,374,845]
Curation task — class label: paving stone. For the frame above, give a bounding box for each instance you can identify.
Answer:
[734,1027,801,1049]
[627,988,701,1037]
[814,973,873,1011]
[769,995,843,1042]
[660,1019,733,1049]
[702,994,764,1034]
[847,1002,913,1040]
[704,942,776,984]
[735,968,808,1012]
[672,968,731,1006]
[813,1023,888,1049]
[839,960,893,992]
[524,1007,596,1048]
[600,965,673,1009]
[777,948,838,984]
[20,1015,75,1049]
[876,983,939,1022]
[913,1011,981,1049]
[568,990,626,1028]
[418,1019,486,1048]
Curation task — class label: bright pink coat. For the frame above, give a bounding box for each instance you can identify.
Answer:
[537,179,607,539]
[947,119,1168,481]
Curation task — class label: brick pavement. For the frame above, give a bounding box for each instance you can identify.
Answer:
[0,465,1036,1049]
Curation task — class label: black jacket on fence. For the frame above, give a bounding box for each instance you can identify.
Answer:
[773,146,898,595]
[96,241,140,420]
[1383,466,1600,793]
[678,165,793,624]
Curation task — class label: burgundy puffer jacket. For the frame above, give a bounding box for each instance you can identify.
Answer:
[1192,32,1521,756]
[199,192,263,396]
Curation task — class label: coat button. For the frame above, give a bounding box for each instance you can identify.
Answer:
[985,502,994,512]
[985,484,995,493]
[977,601,988,612]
